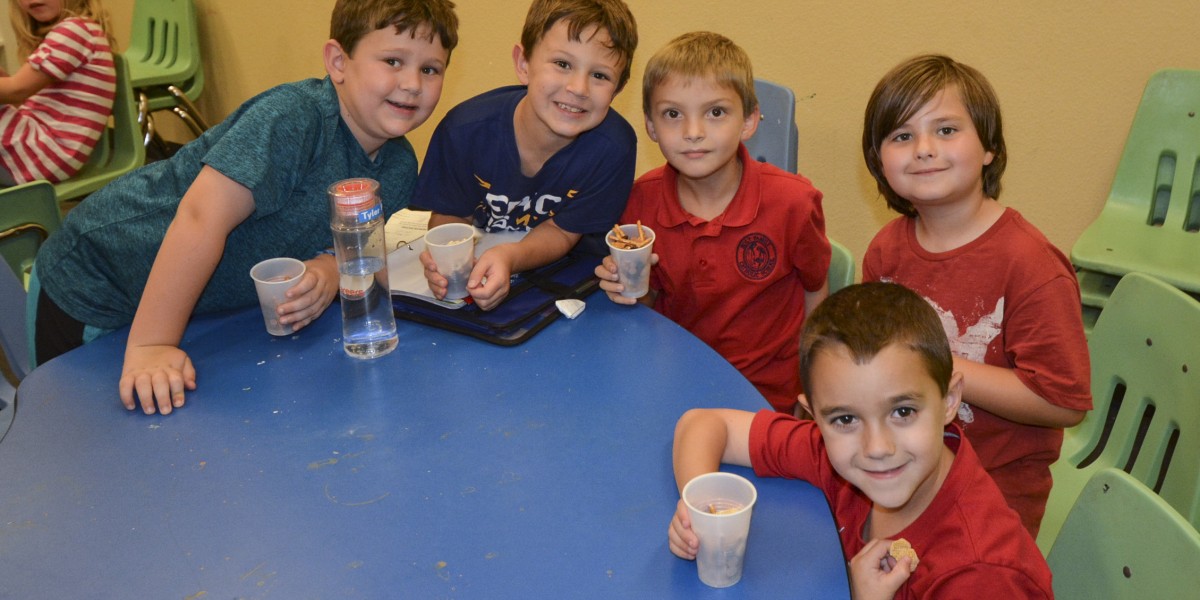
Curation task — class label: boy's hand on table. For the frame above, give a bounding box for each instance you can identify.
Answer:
[278,255,338,331]
[668,498,700,560]
[119,345,197,415]
[849,538,912,600]
[595,253,658,305]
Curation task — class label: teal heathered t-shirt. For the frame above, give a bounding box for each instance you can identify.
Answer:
[36,77,417,330]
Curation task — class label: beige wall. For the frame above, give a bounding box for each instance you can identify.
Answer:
[102,0,1200,268]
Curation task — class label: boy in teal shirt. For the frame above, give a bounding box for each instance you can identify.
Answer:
[34,0,459,415]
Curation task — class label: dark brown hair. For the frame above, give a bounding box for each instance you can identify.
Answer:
[800,282,953,403]
[520,0,638,92]
[330,0,459,62]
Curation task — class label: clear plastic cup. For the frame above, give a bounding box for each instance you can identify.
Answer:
[249,257,306,335]
[606,223,655,298]
[682,472,758,588]
[424,223,477,300]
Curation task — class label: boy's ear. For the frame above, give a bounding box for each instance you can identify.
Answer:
[513,44,530,85]
[740,106,761,141]
[797,393,814,419]
[644,114,659,142]
[324,39,348,83]
[941,372,965,426]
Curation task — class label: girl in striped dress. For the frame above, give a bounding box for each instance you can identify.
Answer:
[0,0,117,186]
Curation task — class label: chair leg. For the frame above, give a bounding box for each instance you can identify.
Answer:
[167,85,211,132]
[171,106,206,138]
[137,91,154,147]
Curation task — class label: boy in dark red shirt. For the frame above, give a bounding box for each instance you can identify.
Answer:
[669,283,1052,599]
[596,32,829,415]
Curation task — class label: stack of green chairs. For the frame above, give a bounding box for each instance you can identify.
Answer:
[52,55,146,205]
[1072,69,1200,336]
[1036,272,1200,555]
[126,0,209,141]
[1046,468,1200,599]
[0,181,60,286]
[0,181,61,425]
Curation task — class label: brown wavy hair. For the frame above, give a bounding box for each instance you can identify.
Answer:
[862,54,1007,217]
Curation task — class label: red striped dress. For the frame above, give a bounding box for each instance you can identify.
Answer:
[0,17,116,184]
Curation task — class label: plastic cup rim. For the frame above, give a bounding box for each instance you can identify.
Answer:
[682,472,758,517]
[606,223,655,253]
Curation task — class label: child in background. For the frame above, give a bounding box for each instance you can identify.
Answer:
[0,0,117,185]
[33,0,458,415]
[669,283,1053,599]
[595,32,829,416]
[860,54,1092,537]
[412,0,638,310]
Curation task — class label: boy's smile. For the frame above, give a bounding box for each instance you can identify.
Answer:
[513,20,623,156]
[806,343,961,532]
[645,75,758,187]
[329,25,448,158]
[878,86,995,212]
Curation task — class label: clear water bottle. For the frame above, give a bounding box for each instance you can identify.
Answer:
[328,178,398,359]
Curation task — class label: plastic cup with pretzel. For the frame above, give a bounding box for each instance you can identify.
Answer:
[605,222,656,298]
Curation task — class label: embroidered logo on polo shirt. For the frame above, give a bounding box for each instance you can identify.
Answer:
[736,233,777,280]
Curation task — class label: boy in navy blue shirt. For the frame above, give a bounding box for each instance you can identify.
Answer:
[412,0,638,310]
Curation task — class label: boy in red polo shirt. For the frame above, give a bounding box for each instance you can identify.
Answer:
[669,283,1053,598]
[595,32,830,415]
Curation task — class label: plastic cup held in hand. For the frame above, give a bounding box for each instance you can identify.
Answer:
[425,222,477,300]
[250,257,306,336]
[682,472,758,588]
[606,223,655,298]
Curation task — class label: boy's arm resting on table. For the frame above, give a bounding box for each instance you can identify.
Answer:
[468,218,579,310]
[0,63,54,104]
[952,357,1086,428]
[668,409,755,560]
[119,167,256,416]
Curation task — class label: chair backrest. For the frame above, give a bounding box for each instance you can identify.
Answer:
[827,238,855,294]
[1036,272,1200,553]
[125,0,201,87]
[1047,468,1200,599]
[0,181,61,283]
[53,54,147,204]
[745,78,799,174]
[1070,69,1200,292]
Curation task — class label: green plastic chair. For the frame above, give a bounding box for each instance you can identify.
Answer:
[0,181,59,407]
[126,0,209,141]
[1071,70,1200,295]
[1047,468,1200,599]
[52,54,146,204]
[0,181,61,286]
[1037,272,1200,554]
[827,238,855,293]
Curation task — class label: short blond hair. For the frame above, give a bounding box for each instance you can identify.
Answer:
[520,0,638,92]
[9,0,117,58]
[641,31,756,117]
